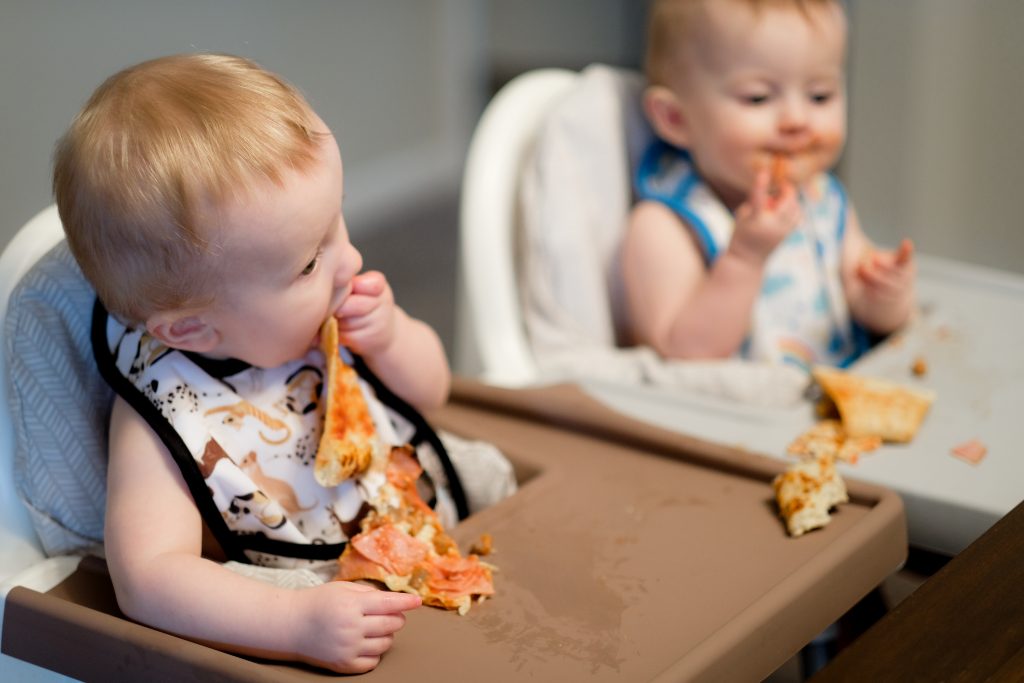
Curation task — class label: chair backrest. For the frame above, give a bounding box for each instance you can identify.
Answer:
[455,68,577,386]
[0,205,67,578]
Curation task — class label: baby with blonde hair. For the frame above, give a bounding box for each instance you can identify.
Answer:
[53,53,461,673]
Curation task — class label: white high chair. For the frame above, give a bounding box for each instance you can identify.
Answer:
[0,204,81,681]
[455,65,657,389]
[456,68,577,386]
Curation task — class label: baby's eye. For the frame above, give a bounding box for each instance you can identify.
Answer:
[810,91,835,104]
[300,255,320,277]
[741,93,770,106]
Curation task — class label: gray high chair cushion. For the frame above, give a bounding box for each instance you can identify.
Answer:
[5,241,110,556]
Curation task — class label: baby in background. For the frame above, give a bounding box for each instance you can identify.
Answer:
[52,53,496,673]
[622,0,915,372]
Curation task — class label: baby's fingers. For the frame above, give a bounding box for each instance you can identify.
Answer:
[748,167,772,210]
[359,635,395,658]
[351,270,387,296]
[895,238,914,265]
[337,294,378,321]
[364,591,422,616]
[857,257,904,292]
[363,613,409,638]
[339,655,383,674]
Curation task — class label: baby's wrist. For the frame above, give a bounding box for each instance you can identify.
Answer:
[279,587,312,659]
[724,239,770,270]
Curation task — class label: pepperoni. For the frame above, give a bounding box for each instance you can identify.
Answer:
[350,522,430,576]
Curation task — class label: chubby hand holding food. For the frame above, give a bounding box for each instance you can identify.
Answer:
[334,270,450,411]
[729,162,802,266]
[335,270,396,356]
[622,162,804,359]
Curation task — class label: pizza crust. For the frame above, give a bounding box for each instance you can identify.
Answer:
[773,455,848,537]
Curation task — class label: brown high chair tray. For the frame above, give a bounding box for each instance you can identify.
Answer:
[2,379,906,682]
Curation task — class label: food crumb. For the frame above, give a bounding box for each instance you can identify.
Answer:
[911,356,928,377]
[951,439,987,465]
[470,532,493,556]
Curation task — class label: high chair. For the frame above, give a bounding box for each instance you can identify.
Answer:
[457,65,662,388]
[456,67,577,386]
[0,202,906,680]
[1,204,84,681]
[456,65,1024,560]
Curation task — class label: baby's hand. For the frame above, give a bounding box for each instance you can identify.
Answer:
[292,580,421,673]
[729,166,802,265]
[335,271,397,356]
[856,238,915,304]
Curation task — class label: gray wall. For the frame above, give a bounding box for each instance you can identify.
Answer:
[0,0,486,246]
[845,0,1024,274]
[3,0,1022,276]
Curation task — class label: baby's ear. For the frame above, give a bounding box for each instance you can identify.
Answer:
[147,310,219,353]
[644,85,691,149]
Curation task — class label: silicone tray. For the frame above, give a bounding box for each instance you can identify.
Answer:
[2,380,906,682]
[583,254,1024,556]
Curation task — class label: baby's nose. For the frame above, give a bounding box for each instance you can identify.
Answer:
[336,244,363,285]
[778,95,809,133]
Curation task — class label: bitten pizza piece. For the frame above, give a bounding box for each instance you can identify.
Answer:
[773,455,848,537]
[314,317,382,486]
[336,447,496,614]
[787,419,882,464]
[812,366,935,443]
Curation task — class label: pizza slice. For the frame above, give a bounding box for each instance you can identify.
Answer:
[812,366,935,443]
[314,317,382,486]
[335,446,496,614]
[773,454,848,537]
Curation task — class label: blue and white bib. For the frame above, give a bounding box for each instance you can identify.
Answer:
[635,139,869,369]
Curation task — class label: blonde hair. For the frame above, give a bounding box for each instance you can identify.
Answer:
[644,0,840,87]
[53,53,323,324]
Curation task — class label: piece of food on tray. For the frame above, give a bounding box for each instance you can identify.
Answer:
[812,366,935,443]
[787,419,882,464]
[911,356,928,377]
[315,317,383,486]
[336,446,495,614]
[773,455,849,537]
[951,439,987,466]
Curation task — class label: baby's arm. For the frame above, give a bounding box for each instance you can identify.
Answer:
[840,206,916,334]
[105,397,420,673]
[334,270,450,410]
[621,169,801,358]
